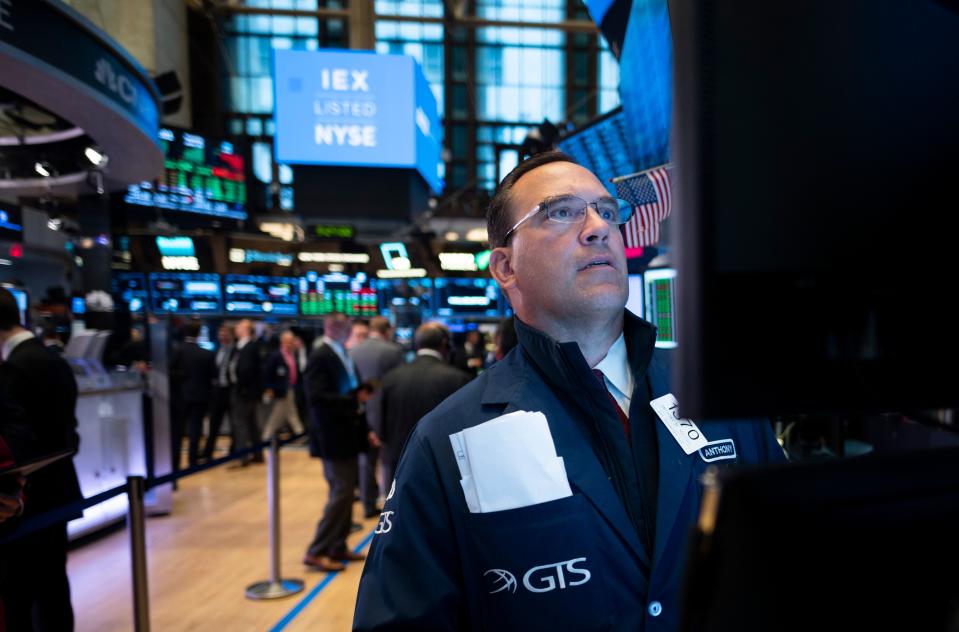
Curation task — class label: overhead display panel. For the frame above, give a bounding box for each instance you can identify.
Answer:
[223,275,298,316]
[124,127,247,220]
[112,272,147,313]
[299,271,377,317]
[273,49,442,193]
[148,272,222,314]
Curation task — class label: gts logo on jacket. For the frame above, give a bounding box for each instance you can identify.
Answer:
[485,557,591,595]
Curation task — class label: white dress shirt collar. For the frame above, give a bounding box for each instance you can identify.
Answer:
[593,332,633,415]
[416,348,444,361]
[2,330,35,361]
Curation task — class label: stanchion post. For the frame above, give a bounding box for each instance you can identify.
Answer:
[246,435,305,600]
[128,475,151,632]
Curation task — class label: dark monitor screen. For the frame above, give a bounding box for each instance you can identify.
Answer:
[123,127,247,220]
[148,272,222,314]
[433,278,503,319]
[223,275,298,316]
[670,0,959,417]
[681,447,959,631]
[376,278,433,323]
[298,272,377,317]
[112,273,148,313]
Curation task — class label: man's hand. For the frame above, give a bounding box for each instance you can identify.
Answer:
[368,431,382,449]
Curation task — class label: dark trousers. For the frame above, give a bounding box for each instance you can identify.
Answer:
[231,393,260,458]
[0,522,73,631]
[358,447,380,514]
[183,400,207,467]
[306,458,359,557]
[203,385,232,459]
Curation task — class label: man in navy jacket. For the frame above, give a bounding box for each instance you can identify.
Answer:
[354,152,786,631]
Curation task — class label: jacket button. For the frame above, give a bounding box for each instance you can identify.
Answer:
[648,601,663,617]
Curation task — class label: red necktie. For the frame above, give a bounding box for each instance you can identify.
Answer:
[282,350,298,386]
[594,369,630,438]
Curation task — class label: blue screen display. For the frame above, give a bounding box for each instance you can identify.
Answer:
[112,272,148,313]
[148,273,222,314]
[273,49,443,193]
[223,275,299,316]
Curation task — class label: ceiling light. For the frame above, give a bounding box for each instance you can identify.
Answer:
[84,146,108,167]
[444,231,460,241]
[465,227,488,242]
[34,162,51,177]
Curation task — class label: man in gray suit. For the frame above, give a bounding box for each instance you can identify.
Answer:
[349,316,404,517]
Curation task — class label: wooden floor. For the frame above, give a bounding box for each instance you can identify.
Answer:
[68,445,381,632]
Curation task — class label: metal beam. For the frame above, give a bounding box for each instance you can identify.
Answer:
[215,5,598,33]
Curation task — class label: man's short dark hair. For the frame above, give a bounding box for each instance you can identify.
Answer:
[486,150,579,248]
[0,288,21,331]
[414,322,450,352]
[184,319,201,339]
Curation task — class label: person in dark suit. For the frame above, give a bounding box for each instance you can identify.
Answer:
[0,287,82,631]
[202,324,234,460]
[230,319,264,465]
[170,320,216,469]
[375,322,471,486]
[453,329,487,376]
[260,330,306,440]
[349,316,405,518]
[302,313,376,572]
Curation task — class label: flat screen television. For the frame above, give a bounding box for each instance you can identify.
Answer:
[123,127,247,220]
[112,272,148,313]
[671,0,959,417]
[148,272,222,314]
[223,274,298,316]
[433,278,504,319]
[299,272,377,317]
[643,268,676,349]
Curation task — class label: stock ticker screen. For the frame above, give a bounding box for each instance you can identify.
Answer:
[112,272,148,313]
[124,128,247,220]
[433,278,503,318]
[223,275,299,316]
[148,273,222,314]
[299,272,377,317]
[643,268,677,348]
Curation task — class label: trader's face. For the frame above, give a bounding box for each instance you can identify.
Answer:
[279,331,295,352]
[491,161,628,327]
[235,319,253,340]
[218,326,234,345]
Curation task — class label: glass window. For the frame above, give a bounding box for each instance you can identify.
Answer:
[252,142,273,183]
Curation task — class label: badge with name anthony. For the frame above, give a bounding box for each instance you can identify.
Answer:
[698,439,737,463]
[650,394,709,455]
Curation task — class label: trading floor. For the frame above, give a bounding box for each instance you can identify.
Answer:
[68,445,376,632]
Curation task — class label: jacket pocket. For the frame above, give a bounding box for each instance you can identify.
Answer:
[463,493,613,631]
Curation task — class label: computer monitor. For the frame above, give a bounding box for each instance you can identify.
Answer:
[223,274,298,316]
[643,268,676,349]
[299,272,377,317]
[680,447,959,632]
[670,0,959,417]
[433,278,504,319]
[148,272,222,314]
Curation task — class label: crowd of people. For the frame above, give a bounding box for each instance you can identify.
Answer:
[167,314,516,572]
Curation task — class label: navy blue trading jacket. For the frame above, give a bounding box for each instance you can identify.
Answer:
[354,312,786,631]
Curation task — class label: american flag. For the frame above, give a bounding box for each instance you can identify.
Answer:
[613,164,672,248]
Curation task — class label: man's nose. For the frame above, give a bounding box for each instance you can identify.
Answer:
[580,205,610,243]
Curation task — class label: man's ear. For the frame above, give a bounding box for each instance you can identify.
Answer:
[489,247,516,291]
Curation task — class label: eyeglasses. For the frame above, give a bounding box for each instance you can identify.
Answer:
[502,195,634,245]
